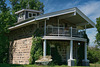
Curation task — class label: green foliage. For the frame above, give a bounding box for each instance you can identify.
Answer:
[0,34,9,63]
[33,28,44,37]
[29,28,43,64]
[0,0,9,13]
[0,0,15,63]
[9,0,44,12]
[50,42,62,65]
[96,17,100,45]
[29,36,43,64]
[87,45,100,63]
[74,59,77,66]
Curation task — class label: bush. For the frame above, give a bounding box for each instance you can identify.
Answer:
[29,28,43,64]
[29,36,43,64]
[0,34,9,63]
[87,46,100,63]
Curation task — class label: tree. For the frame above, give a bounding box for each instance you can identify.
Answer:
[9,0,44,13]
[0,0,15,63]
[96,17,100,46]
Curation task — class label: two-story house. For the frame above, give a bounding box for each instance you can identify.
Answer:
[8,7,95,66]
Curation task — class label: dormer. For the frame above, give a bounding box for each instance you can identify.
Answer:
[15,9,42,22]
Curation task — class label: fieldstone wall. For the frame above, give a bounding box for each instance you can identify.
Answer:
[9,24,37,64]
[51,41,78,63]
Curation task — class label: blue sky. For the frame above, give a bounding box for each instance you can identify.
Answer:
[6,0,100,46]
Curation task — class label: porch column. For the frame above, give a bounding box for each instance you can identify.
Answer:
[70,40,73,59]
[82,42,89,66]
[43,39,46,58]
[68,40,75,66]
[85,42,87,60]
[43,19,47,58]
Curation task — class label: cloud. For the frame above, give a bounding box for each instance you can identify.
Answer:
[78,1,100,46]
[87,28,97,46]
[78,1,100,23]
[44,0,80,13]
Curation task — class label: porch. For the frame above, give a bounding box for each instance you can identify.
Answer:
[42,39,89,66]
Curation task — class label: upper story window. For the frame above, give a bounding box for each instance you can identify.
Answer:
[19,12,24,19]
[28,12,37,18]
[29,13,32,17]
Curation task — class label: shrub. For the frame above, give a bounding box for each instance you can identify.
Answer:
[87,46,100,63]
[29,36,43,64]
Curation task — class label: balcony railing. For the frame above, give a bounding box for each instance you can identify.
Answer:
[46,26,85,38]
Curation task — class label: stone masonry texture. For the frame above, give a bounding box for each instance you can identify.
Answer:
[9,24,37,64]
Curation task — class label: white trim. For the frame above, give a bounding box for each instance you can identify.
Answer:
[43,39,46,58]
[76,8,95,28]
[42,36,87,42]
[15,9,42,14]
[70,40,73,59]
[9,19,36,30]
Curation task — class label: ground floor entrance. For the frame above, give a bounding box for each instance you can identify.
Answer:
[48,41,78,64]
[42,40,89,66]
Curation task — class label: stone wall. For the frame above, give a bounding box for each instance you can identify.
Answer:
[9,24,37,64]
[49,41,78,63]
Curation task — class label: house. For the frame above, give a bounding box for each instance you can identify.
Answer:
[8,7,95,66]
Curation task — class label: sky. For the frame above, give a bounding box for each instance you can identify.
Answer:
[6,0,100,46]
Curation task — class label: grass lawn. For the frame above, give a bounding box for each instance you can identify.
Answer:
[0,63,100,67]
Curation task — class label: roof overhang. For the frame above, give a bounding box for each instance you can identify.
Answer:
[9,7,95,30]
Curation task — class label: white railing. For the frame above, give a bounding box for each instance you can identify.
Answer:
[46,26,84,37]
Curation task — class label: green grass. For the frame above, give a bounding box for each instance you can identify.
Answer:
[0,63,100,67]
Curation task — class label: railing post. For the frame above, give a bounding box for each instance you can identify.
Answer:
[80,30,81,38]
[71,27,72,37]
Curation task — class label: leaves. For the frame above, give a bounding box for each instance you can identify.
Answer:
[96,17,100,45]
[0,0,15,63]
[29,36,43,64]
[87,46,100,63]
[9,0,44,12]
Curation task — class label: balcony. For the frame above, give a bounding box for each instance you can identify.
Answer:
[46,26,85,38]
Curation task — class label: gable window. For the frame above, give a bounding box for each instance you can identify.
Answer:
[28,12,37,18]
[29,13,32,17]
[19,12,23,19]
[33,13,37,16]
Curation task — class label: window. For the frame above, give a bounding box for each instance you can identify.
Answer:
[29,13,32,17]
[28,12,37,18]
[19,12,23,19]
[33,13,36,16]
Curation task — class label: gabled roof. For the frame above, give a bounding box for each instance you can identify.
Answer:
[9,7,95,30]
[15,9,42,14]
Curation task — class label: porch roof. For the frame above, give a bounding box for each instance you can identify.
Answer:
[9,7,95,30]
